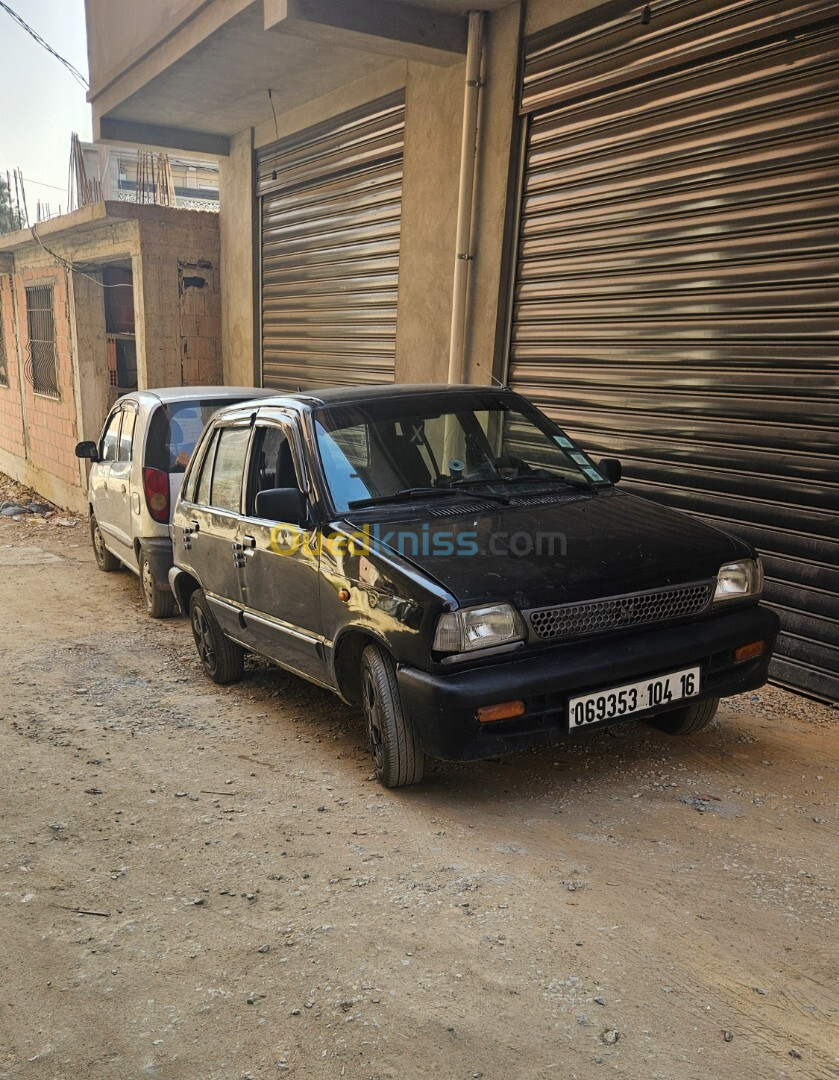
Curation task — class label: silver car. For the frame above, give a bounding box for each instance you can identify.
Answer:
[75,386,277,617]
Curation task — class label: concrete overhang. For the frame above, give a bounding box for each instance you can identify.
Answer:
[264,0,469,64]
[89,0,514,151]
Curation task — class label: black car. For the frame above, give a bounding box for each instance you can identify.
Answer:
[169,385,778,788]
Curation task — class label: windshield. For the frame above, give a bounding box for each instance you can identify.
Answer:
[314,391,606,513]
[145,398,255,474]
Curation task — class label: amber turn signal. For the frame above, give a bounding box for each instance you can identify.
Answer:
[338,588,351,603]
[734,640,765,662]
[476,700,526,723]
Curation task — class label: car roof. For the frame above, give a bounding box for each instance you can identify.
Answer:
[212,383,515,416]
[118,386,280,406]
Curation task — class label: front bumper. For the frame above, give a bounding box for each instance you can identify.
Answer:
[396,604,779,761]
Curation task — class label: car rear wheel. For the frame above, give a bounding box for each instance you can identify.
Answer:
[139,551,176,619]
[189,589,244,685]
[361,644,424,788]
[90,513,120,572]
[650,696,720,735]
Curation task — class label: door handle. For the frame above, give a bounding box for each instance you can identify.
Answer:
[121,484,127,493]
[243,535,257,549]
[191,520,200,533]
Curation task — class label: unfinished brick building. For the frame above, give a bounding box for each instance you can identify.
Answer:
[0,201,221,511]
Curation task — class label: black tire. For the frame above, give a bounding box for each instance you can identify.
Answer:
[189,589,244,685]
[361,644,424,788]
[139,550,176,619]
[90,513,120,572]
[650,696,720,735]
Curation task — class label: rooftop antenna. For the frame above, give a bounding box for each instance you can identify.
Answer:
[268,89,280,180]
[475,359,508,390]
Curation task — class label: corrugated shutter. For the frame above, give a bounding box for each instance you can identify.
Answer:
[509,1,839,701]
[258,92,404,391]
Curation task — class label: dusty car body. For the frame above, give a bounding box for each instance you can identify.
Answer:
[169,384,779,786]
[75,386,278,616]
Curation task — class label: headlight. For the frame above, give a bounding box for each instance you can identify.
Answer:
[714,558,764,603]
[433,603,525,654]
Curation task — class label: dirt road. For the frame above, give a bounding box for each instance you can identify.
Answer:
[1,502,837,1080]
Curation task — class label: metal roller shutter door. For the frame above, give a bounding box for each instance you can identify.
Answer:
[258,92,404,391]
[509,1,839,701]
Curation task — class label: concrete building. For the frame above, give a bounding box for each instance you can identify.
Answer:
[79,142,220,211]
[81,0,839,700]
[0,201,221,511]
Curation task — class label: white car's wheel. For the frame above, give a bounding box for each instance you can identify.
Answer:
[90,513,120,572]
[139,551,176,619]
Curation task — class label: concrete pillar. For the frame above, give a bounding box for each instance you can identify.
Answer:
[464,2,523,386]
[133,247,182,389]
[67,269,111,489]
[394,59,465,384]
[220,128,258,387]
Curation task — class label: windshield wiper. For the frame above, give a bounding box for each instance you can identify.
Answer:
[348,486,509,509]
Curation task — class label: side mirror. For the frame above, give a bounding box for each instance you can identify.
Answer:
[255,487,307,525]
[599,458,622,484]
[75,441,99,462]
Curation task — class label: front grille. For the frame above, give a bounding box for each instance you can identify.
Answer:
[527,583,713,641]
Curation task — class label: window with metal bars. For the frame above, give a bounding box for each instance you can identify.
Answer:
[0,300,8,387]
[25,285,59,398]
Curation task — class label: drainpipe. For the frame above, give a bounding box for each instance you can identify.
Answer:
[447,9,485,384]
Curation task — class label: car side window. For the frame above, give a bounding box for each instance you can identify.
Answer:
[100,411,122,463]
[193,429,220,506]
[117,408,136,462]
[246,424,300,516]
[209,426,251,513]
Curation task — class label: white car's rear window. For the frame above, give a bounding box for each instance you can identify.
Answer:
[144,399,252,474]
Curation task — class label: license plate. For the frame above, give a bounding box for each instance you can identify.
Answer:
[568,666,700,731]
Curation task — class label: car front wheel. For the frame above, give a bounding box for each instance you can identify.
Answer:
[650,696,720,735]
[139,550,176,619]
[90,513,120,572]
[361,644,424,788]
[189,589,244,684]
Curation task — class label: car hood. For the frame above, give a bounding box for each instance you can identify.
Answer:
[344,489,750,609]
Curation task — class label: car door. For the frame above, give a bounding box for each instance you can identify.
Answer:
[237,418,328,683]
[92,408,123,545]
[106,404,138,566]
[183,421,252,638]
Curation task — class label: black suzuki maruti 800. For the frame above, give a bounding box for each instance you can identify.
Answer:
[170,385,779,788]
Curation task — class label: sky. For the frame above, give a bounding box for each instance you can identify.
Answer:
[0,0,92,218]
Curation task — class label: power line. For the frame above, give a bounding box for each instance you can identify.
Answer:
[29,224,134,289]
[18,176,67,194]
[0,1,89,89]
